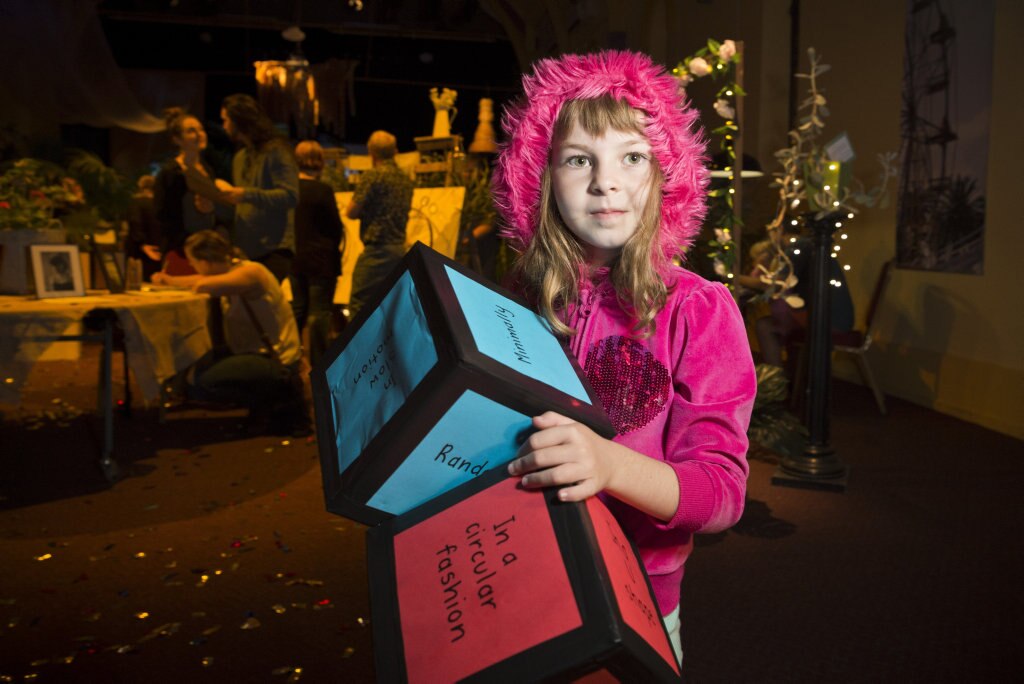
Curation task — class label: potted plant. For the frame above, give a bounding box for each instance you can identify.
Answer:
[0,158,83,294]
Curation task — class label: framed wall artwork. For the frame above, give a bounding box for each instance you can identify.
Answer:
[30,244,85,298]
[896,0,994,274]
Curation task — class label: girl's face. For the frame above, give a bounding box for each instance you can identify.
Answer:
[175,116,207,154]
[550,124,653,266]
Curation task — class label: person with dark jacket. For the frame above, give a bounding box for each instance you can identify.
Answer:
[345,130,413,318]
[291,140,345,366]
[125,175,162,281]
[152,107,218,275]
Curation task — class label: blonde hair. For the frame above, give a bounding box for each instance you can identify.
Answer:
[512,96,667,337]
[295,140,325,175]
[367,130,397,160]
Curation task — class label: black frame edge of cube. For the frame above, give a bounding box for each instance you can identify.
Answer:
[419,243,615,439]
[366,470,680,682]
[311,242,461,525]
[366,523,406,683]
[331,370,470,517]
[571,499,683,682]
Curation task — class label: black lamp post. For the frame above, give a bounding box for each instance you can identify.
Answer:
[772,211,849,492]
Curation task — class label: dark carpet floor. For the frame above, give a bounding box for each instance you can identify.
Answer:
[1,346,1022,683]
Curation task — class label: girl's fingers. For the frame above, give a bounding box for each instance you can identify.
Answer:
[512,433,585,473]
[555,480,599,502]
[517,460,585,489]
[514,423,575,460]
[533,411,576,429]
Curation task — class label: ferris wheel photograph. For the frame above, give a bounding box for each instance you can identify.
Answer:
[896,0,994,274]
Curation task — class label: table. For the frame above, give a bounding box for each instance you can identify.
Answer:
[0,289,212,479]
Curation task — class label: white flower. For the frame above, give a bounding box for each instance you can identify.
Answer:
[676,72,693,87]
[688,57,711,77]
[713,259,727,276]
[714,98,735,120]
[714,228,731,243]
[719,39,737,61]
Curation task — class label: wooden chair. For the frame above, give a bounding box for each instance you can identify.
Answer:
[790,260,893,415]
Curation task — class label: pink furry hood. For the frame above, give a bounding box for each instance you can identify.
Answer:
[492,50,709,264]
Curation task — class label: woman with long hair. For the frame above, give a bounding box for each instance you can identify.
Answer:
[152,108,218,275]
[216,94,299,282]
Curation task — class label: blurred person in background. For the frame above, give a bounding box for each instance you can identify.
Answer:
[216,94,299,282]
[153,107,218,275]
[152,230,311,437]
[125,174,161,281]
[344,129,413,319]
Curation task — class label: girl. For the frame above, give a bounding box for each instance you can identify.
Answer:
[152,230,311,437]
[493,51,757,664]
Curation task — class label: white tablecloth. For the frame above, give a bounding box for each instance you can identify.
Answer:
[0,289,211,404]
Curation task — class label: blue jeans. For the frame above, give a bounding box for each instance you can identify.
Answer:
[289,273,336,367]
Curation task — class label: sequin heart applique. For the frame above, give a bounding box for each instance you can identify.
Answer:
[583,336,671,435]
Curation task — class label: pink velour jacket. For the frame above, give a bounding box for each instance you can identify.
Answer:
[564,265,756,616]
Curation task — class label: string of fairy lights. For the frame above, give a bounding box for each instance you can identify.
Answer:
[675,41,860,296]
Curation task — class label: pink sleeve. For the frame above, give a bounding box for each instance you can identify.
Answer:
[662,282,756,533]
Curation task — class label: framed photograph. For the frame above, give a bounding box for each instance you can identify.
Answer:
[95,250,125,293]
[29,244,85,298]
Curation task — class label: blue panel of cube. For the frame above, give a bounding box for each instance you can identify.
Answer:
[366,389,532,515]
[325,271,438,473]
[445,266,591,403]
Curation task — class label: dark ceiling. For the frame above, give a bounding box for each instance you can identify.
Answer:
[96,0,523,146]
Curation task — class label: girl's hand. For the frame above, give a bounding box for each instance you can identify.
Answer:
[508,412,617,502]
[151,271,169,285]
[508,412,681,521]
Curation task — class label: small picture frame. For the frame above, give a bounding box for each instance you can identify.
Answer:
[96,250,125,293]
[30,244,85,298]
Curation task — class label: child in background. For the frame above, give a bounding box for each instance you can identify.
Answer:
[737,239,785,365]
[292,140,345,367]
[493,51,756,664]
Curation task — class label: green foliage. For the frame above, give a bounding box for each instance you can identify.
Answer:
[457,163,495,235]
[320,164,353,193]
[0,158,81,231]
[747,364,808,459]
[64,150,133,222]
[674,38,743,284]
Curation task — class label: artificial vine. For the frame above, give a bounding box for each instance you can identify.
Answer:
[674,38,744,284]
[758,47,897,300]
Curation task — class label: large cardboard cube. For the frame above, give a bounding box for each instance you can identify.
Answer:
[367,467,682,683]
[312,243,614,526]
